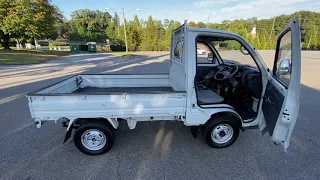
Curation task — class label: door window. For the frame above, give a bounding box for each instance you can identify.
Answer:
[273,30,292,85]
[174,41,183,62]
[196,43,214,64]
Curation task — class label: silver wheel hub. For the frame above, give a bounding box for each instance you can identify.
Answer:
[211,124,233,144]
[81,129,107,151]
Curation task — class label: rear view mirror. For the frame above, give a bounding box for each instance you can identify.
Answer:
[240,45,249,55]
[278,59,291,75]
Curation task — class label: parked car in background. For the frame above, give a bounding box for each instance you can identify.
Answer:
[197,47,206,55]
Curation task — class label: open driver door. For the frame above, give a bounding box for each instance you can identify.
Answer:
[260,17,301,151]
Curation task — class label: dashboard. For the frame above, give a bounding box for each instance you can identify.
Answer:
[198,62,262,98]
[221,62,262,98]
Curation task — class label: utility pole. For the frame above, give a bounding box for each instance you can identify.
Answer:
[269,17,276,40]
[105,8,140,53]
[122,8,128,53]
[207,15,209,28]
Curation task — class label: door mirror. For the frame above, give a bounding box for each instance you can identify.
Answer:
[207,52,215,63]
[278,59,291,75]
[240,45,249,55]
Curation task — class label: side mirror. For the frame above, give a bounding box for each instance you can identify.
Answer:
[207,53,216,63]
[278,59,291,75]
[240,45,249,55]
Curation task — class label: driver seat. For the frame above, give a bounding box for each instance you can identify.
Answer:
[197,88,224,104]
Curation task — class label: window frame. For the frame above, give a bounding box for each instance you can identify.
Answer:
[272,28,292,88]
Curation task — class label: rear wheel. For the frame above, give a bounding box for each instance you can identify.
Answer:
[203,115,240,148]
[74,122,115,155]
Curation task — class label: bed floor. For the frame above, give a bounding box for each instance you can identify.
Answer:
[72,86,177,94]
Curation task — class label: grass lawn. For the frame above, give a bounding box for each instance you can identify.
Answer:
[0,49,69,65]
[112,52,141,58]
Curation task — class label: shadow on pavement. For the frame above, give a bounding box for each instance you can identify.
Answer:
[0,54,168,79]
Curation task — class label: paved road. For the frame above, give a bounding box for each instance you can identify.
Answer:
[0,51,319,179]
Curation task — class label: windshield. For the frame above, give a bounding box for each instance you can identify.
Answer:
[212,40,257,68]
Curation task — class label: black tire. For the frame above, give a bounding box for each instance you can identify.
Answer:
[74,122,115,155]
[203,114,240,148]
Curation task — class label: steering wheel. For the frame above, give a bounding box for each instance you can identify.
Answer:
[214,64,239,81]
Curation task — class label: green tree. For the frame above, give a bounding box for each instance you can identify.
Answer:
[247,34,254,45]
[69,9,111,41]
[164,20,180,50]
[259,34,267,50]
[154,20,166,51]
[56,20,72,39]
[0,0,24,49]
[304,23,319,50]
[0,0,14,49]
[0,0,62,49]
[127,15,142,51]
[188,21,197,27]
[253,34,261,49]
[26,1,62,45]
[105,22,116,41]
[197,22,207,28]
[140,16,157,50]
[112,13,120,38]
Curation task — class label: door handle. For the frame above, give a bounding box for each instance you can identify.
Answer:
[266,97,275,104]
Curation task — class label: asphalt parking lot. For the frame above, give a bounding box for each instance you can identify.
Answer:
[0,51,319,179]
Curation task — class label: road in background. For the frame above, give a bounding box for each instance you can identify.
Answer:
[0,51,319,179]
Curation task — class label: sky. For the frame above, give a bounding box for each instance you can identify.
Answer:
[52,0,320,23]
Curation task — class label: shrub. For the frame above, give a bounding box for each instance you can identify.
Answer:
[50,41,69,46]
[110,45,126,51]
[97,46,110,52]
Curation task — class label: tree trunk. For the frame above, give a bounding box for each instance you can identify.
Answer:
[15,39,22,49]
[34,39,38,49]
[2,34,10,49]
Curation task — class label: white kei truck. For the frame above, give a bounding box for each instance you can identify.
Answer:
[27,18,301,155]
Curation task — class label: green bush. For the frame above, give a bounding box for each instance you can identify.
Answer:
[96,47,103,52]
[96,46,110,52]
[110,45,126,51]
[50,41,69,46]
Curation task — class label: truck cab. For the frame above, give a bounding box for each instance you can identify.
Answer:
[27,18,301,155]
[170,18,301,150]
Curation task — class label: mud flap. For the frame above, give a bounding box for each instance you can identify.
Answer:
[63,128,73,143]
[191,126,201,139]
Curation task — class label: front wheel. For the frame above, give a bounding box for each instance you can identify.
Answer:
[74,122,115,155]
[203,115,240,148]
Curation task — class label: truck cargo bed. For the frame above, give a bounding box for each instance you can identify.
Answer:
[27,74,186,121]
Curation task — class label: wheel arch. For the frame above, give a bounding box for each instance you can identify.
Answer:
[208,111,243,128]
[63,117,119,144]
[202,112,241,148]
[67,117,119,131]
